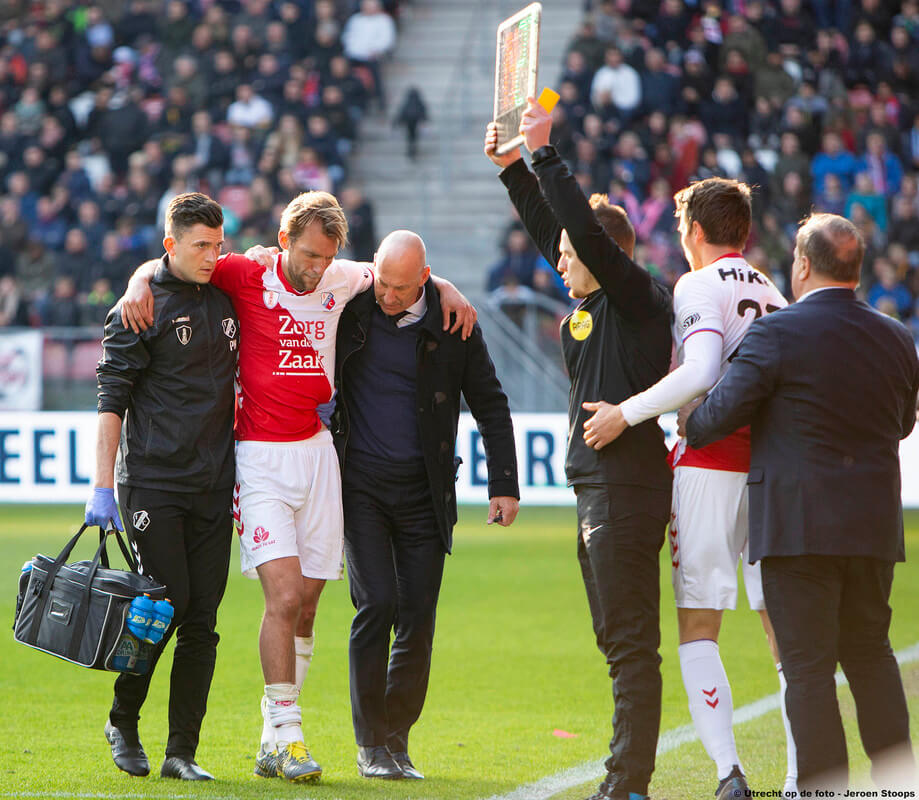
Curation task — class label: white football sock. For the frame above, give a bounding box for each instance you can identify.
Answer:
[295,634,314,693]
[265,682,303,749]
[777,663,798,794]
[679,639,741,780]
[259,693,274,751]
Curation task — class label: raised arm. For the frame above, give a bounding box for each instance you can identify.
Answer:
[484,122,563,270]
[518,98,670,323]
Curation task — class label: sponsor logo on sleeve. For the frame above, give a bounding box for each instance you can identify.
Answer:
[568,309,593,341]
[680,312,701,332]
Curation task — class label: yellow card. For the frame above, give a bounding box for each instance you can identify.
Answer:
[537,87,560,113]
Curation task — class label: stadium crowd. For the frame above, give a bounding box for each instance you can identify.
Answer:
[488,0,919,349]
[0,0,389,328]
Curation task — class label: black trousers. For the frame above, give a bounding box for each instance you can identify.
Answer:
[574,483,669,797]
[342,462,446,752]
[762,554,915,790]
[110,484,233,759]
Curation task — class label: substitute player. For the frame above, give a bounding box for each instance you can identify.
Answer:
[580,178,796,799]
[120,191,475,784]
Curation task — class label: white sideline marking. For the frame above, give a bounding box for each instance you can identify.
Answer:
[481,642,919,800]
[4,644,917,800]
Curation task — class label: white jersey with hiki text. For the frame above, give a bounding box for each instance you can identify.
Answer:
[671,254,787,471]
[211,252,373,442]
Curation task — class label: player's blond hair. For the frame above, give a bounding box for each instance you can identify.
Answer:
[280,191,349,249]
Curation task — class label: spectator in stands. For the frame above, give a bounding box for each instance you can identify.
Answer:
[394,87,427,160]
[591,47,642,122]
[640,48,680,117]
[342,0,396,111]
[0,197,30,254]
[61,228,97,293]
[339,186,376,263]
[700,76,747,140]
[868,257,913,319]
[814,173,848,217]
[0,274,30,327]
[811,131,859,195]
[889,196,919,256]
[16,237,56,304]
[227,84,274,130]
[845,172,888,233]
[41,275,81,327]
[856,131,904,196]
[487,229,549,293]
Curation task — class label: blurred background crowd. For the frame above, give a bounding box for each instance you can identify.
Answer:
[0,0,393,329]
[0,0,917,353]
[488,0,919,349]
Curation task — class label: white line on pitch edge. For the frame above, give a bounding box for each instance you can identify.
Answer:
[481,641,919,800]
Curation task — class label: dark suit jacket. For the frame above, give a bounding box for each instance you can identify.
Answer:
[332,281,519,553]
[686,287,919,563]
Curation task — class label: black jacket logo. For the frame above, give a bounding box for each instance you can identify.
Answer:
[176,324,192,345]
[222,318,237,338]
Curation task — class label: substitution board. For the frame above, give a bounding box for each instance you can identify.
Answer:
[493,2,542,155]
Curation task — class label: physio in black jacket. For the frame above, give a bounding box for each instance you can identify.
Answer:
[86,193,238,782]
[485,100,673,800]
[332,230,519,781]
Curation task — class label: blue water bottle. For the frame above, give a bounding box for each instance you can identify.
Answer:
[14,561,32,628]
[149,598,174,644]
[126,595,155,641]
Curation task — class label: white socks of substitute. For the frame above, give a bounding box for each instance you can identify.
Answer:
[777,663,798,795]
[260,634,315,751]
[679,639,741,780]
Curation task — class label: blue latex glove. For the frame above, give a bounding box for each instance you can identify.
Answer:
[317,390,337,428]
[85,487,124,531]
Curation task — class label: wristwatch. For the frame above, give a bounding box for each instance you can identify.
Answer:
[530,145,557,166]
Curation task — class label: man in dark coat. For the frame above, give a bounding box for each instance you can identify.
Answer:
[333,230,519,781]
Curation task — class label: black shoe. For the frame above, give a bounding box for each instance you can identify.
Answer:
[104,720,149,777]
[391,751,424,779]
[585,782,650,800]
[715,765,748,800]
[160,756,214,781]
[356,745,403,779]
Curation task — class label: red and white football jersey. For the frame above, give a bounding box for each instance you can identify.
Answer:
[212,253,373,442]
[671,254,787,471]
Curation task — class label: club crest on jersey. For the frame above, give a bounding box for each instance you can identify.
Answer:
[132,510,150,532]
[222,318,237,338]
[175,324,192,345]
[263,290,279,309]
[321,292,335,311]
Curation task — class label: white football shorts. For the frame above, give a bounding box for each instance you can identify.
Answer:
[669,465,764,611]
[234,430,344,580]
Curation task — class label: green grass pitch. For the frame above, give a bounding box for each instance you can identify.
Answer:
[0,505,916,799]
